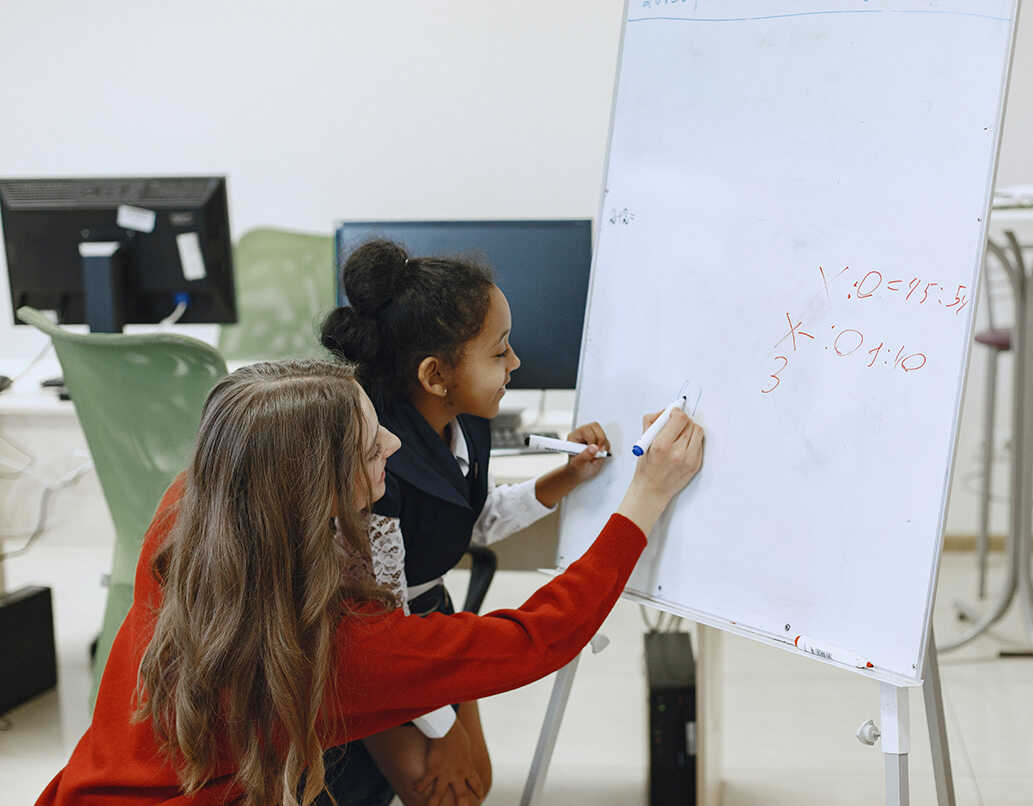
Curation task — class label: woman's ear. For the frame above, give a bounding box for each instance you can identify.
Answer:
[416,355,450,399]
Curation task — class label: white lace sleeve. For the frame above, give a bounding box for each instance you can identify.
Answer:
[367,514,410,615]
[367,516,456,737]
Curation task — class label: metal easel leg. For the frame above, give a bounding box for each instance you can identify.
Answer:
[922,628,956,806]
[885,754,909,806]
[881,683,910,806]
[520,654,581,806]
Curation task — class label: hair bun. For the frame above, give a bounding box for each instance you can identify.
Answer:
[320,305,379,365]
[341,239,409,316]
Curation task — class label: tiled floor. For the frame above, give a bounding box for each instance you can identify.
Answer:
[2,519,1032,804]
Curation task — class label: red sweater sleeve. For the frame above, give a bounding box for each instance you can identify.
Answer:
[331,513,646,742]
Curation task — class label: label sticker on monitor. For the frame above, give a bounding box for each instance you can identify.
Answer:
[116,204,156,233]
[176,232,207,280]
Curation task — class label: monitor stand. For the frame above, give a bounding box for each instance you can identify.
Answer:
[78,241,128,333]
[33,242,129,399]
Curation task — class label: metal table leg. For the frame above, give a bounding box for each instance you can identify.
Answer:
[940,233,1033,651]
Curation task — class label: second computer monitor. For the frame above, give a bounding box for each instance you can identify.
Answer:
[334,220,592,390]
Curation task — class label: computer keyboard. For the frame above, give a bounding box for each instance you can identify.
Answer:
[490,425,559,455]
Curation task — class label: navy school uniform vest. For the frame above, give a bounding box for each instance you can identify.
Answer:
[371,400,491,587]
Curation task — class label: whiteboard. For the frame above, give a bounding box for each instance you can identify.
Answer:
[558,0,1019,685]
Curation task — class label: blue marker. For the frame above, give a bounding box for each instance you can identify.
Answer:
[632,392,689,456]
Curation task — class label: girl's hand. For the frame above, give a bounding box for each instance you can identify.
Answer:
[414,720,485,806]
[533,422,613,508]
[565,421,611,483]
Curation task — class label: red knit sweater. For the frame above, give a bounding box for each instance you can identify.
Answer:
[35,478,646,805]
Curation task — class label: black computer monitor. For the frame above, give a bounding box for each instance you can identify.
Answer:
[334,220,593,390]
[1,176,236,332]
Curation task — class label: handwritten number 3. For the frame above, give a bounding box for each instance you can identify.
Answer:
[762,355,788,394]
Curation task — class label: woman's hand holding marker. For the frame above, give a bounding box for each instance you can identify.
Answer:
[617,408,705,534]
[632,393,688,456]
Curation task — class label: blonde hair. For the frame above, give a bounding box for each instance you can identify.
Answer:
[134,360,395,805]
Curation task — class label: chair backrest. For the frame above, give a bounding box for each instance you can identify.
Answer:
[217,227,336,360]
[17,306,228,703]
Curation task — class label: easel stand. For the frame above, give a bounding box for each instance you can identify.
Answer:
[520,652,580,806]
[522,627,954,806]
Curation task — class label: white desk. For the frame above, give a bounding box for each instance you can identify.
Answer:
[0,355,75,417]
[0,356,111,596]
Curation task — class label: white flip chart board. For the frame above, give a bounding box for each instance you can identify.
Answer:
[558,0,1020,684]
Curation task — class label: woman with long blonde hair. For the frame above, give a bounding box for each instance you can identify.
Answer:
[35,359,704,806]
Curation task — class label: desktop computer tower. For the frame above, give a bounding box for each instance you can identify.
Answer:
[0,586,58,715]
[645,631,697,805]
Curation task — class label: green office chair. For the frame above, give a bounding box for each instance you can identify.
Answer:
[218,227,336,361]
[16,307,228,706]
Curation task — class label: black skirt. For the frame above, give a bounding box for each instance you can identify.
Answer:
[319,584,455,805]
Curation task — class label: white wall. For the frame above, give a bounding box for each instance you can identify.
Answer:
[0,0,625,353]
[1,0,1030,536]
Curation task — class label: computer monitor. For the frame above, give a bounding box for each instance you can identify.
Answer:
[334,220,593,390]
[1,176,236,332]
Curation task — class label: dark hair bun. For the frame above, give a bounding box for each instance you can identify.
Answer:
[341,239,409,316]
[322,237,495,402]
[320,305,379,365]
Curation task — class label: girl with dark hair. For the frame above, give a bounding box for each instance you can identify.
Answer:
[320,241,615,803]
[35,359,705,806]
